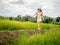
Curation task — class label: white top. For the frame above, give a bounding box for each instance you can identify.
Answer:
[36,12,43,19]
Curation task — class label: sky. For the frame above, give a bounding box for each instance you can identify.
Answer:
[0,0,60,17]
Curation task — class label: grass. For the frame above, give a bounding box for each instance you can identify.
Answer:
[0,20,60,30]
[0,30,60,45]
[0,20,60,45]
[17,29,60,45]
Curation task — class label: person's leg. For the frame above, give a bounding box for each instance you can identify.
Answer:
[37,22,40,30]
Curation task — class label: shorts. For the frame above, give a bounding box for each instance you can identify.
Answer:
[37,18,42,22]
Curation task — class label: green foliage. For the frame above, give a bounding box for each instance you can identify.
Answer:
[9,17,14,20]
[0,15,60,25]
[21,15,37,22]
[0,30,60,45]
[0,20,37,30]
[40,23,60,30]
[53,22,60,25]
[0,20,60,30]
[15,29,60,45]
[25,30,60,45]
[15,15,21,21]
[22,15,29,21]
[0,16,9,20]
[43,16,53,23]
[56,17,60,22]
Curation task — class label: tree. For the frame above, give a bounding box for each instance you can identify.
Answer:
[17,15,21,19]
[56,17,60,22]
[15,15,21,21]
[43,16,53,23]
[21,15,29,21]
[9,17,14,20]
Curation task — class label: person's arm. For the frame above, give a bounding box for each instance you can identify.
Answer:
[33,12,37,16]
[41,12,44,21]
[41,12,43,16]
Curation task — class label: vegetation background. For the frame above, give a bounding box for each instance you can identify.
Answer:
[0,15,60,45]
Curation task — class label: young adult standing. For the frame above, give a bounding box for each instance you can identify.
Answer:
[33,8,43,30]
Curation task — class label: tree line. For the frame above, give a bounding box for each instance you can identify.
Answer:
[0,15,60,25]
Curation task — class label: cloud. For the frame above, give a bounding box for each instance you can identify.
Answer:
[0,0,60,17]
[0,0,35,17]
[10,0,24,4]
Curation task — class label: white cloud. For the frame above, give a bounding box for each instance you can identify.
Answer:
[24,0,37,5]
[0,0,35,17]
[0,0,60,17]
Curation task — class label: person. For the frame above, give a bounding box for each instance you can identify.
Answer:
[33,8,43,30]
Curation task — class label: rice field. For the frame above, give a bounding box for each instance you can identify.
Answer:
[17,29,60,45]
[0,29,60,45]
[0,20,60,45]
[0,20,60,30]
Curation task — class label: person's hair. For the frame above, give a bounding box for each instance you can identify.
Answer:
[37,8,42,12]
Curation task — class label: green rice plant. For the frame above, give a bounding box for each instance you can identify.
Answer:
[0,29,60,45]
[17,32,28,45]
[25,30,60,45]
[40,23,60,30]
[0,20,60,30]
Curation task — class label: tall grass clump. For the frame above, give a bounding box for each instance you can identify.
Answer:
[17,32,28,45]
[25,30,60,45]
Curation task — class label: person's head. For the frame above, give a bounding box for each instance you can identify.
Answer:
[37,8,42,12]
